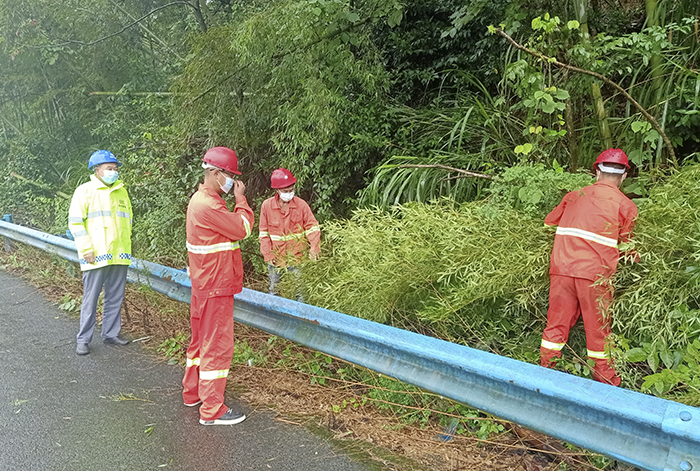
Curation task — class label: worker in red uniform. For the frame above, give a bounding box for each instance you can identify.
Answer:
[183,146,254,425]
[540,149,638,386]
[258,168,320,297]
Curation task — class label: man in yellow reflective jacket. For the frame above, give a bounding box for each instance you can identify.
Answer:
[69,150,132,356]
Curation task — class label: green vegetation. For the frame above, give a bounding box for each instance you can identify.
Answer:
[294,163,700,404]
[2,0,700,418]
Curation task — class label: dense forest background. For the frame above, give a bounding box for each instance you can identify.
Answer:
[2,0,700,403]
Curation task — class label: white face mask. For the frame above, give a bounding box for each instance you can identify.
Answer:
[102,170,119,184]
[218,173,234,194]
[278,190,294,202]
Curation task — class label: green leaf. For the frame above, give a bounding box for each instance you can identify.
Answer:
[659,349,674,369]
[555,89,570,100]
[542,102,556,114]
[631,121,649,133]
[625,347,647,362]
[387,8,403,28]
[346,12,360,23]
[654,379,665,395]
[567,20,580,30]
[647,351,659,372]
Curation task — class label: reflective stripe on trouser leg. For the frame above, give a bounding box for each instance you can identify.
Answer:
[541,275,580,367]
[100,265,128,339]
[196,295,235,421]
[576,277,620,386]
[182,302,203,405]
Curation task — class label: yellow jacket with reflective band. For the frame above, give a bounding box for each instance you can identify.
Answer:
[68,175,132,272]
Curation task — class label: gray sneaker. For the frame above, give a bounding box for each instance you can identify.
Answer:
[199,408,246,426]
[76,343,90,355]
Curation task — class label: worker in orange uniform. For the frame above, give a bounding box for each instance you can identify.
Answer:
[183,146,254,425]
[258,168,320,297]
[540,149,638,386]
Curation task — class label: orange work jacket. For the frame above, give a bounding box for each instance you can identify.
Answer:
[186,185,254,297]
[258,194,320,267]
[545,179,638,281]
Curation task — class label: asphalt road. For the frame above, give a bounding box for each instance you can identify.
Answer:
[0,270,371,471]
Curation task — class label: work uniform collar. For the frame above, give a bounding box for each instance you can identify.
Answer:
[272,192,297,210]
[198,183,225,202]
[90,174,124,192]
[594,179,622,191]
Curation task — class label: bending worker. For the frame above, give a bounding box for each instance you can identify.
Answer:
[69,150,132,356]
[540,149,638,386]
[183,146,254,425]
[258,168,320,296]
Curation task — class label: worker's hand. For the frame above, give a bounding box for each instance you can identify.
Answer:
[233,180,246,198]
[309,251,319,261]
[186,266,191,277]
[83,251,96,264]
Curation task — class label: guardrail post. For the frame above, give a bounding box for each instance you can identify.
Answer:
[2,215,14,252]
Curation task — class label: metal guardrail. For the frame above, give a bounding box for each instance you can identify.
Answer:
[0,219,698,471]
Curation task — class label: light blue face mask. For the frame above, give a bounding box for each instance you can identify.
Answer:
[216,172,234,194]
[102,170,119,184]
[219,174,234,194]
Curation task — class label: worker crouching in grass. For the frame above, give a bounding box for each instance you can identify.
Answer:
[540,149,638,386]
[258,168,320,301]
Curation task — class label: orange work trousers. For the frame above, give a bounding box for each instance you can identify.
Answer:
[540,275,620,386]
[182,295,235,420]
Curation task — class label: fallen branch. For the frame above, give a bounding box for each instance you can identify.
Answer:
[397,164,493,179]
[494,28,677,167]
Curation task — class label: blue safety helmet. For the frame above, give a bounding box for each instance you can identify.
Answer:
[88,150,121,169]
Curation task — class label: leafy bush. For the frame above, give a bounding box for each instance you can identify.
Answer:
[298,198,553,359]
[300,164,700,405]
[487,163,593,218]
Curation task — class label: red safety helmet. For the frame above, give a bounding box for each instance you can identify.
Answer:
[202,147,241,175]
[593,148,630,172]
[270,168,297,189]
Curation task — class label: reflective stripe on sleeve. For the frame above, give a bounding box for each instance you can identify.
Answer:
[186,357,201,367]
[87,210,112,219]
[116,211,131,219]
[555,227,618,248]
[541,339,565,351]
[69,216,84,224]
[587,349,609,359]
[259,231,270,239]
[269,232,305,242]
[186,241,241,254]
[200,369,229,380]
[305,225,320,236]
[72,230,88,238]
[241,214,252,237]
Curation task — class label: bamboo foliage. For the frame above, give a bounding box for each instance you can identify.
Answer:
[574,0,613,150]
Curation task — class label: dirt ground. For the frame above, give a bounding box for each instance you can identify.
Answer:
[0,245,606,471]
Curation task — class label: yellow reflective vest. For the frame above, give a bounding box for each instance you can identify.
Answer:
[68,175,132,271]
